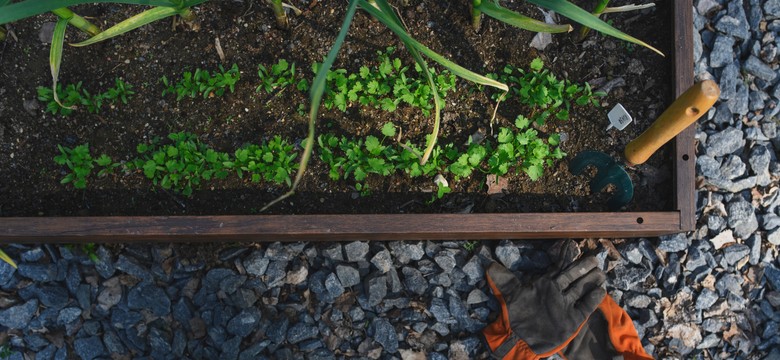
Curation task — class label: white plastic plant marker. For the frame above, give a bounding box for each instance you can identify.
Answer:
[606,103,633,131]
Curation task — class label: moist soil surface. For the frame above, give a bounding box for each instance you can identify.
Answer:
[0,0,674,216]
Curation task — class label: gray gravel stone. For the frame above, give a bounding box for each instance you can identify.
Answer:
[710,35,735,68]
[720,155,746,179]
[434,252,457,273]
[0,299,38,329]
[402,267,428,295]
[658,233,689,253]
[716,273,744,296]
[747,234,762,265]
[467,289,489,305]
[749,145,772,186]
[322,243,343,261]
[344,241,369,262]
[36,285,68,309]
[769,229,780,245]
[715,12,750,40]
[429,297,455,324]
[697,155,721,178]
[744,56,777,81]
[227,309,261,337]
[390,242,424,264]
[495,241,521,269]
[21,248,44,262]
[324,272,344,299]
[766,266,780,291]
[370,249,393,273]
[94,247,115,279]
[57,307,82,325]
[0,260,15,287]
[766,0,780,18]
[17,263,57,282]
[287,322,319,344]
[720,62,740,100]
[243,251,269,277]
[366,275,387,307]
[727,197,759,239]
[707,127,745,157]
[336,265,360,288]
[722,244,751,266]
[696,289,719,310]
[712,102,734,126]
[73,336,105,360]
[115,255,152,282]
[609,265,651,291]
[371,317,398,353]
[729,83,749,115]
[127,283,170,316]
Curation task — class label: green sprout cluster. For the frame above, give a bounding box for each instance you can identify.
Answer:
[488,58,605,126]
[318,47,456,115]
[56,132,299,195]
[54,144,115,189]
[161,64,241,101]
[37,78,135,116]
[256,59,309,94]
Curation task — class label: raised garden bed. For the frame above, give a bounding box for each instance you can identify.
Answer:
[0,0,694,241]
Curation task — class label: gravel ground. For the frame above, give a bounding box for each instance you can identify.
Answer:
[2,1,780,359]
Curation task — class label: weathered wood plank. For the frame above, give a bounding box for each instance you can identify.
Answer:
[0,212,682,242]
[673,0,696,231]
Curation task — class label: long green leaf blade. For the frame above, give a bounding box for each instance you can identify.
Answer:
[526,0,663,56]
[476,1,572,33]
[50,17,70,108]
[261,0,360,211]
[71,6,180,47]
[0,248,17,269]
[0,0,208,25]
[369,0,442,164]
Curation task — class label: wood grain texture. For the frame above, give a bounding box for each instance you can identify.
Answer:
[0,2,693,242]
[0,212,682,242]
[672,0,696,231]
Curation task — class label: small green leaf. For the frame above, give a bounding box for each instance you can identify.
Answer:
[381,122,396,137]
[530,58,544,71]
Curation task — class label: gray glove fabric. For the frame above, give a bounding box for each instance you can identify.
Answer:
[483,256,607,359]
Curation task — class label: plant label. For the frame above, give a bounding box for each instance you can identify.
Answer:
[606,103,633,131]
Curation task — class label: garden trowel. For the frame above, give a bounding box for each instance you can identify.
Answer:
[569,80,720,209]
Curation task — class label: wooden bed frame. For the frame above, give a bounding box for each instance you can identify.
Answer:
[0,1,695,242]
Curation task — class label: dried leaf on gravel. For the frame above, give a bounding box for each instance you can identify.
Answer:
[710,230,736,249]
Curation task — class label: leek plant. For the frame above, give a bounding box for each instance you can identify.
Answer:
[0,248,16,269]
[269,0,288,29]
[471,0,663,56]
[577,1,656,42]
[262,0,508,211]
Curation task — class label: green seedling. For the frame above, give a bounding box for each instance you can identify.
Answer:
[54,144,95,189]
[318,48,457,115]
[162,64,240,101]
[226,136,299,186]
[487,58,605,126]
[129,132,231,196]
[257,59,302,93]
[37,78,135,116]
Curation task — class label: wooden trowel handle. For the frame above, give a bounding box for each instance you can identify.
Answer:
[624,80,720,166]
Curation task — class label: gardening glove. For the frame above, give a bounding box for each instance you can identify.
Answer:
[560,294,654,360]
[482,256,606,359]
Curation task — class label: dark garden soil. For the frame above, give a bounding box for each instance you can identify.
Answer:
[0,0,674,216]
